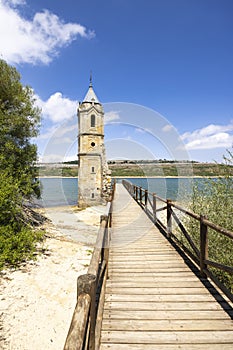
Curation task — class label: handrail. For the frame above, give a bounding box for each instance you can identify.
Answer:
[122,179,233,302]
[64,181,115,350]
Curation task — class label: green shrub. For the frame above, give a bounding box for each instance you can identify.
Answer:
[0,225,44,269]
[185,149,233,292]
[0,170,45,269]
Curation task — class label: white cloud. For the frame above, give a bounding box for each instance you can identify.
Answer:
[162,124,174,132]
[36,92,77,122]
[104,111,120,123]
[182,122,233,150]
[39,153,78,163]
[9,0,26,5]
[0,1,95,65]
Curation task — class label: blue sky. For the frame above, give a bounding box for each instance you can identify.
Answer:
[1,0,233,162]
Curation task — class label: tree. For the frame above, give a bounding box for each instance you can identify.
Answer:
[0,59,41,198]
[0,59,43,268]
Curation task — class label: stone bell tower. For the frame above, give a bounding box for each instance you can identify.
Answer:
[77,77,110,208]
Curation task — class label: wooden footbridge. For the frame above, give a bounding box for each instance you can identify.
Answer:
[64,181,233,350]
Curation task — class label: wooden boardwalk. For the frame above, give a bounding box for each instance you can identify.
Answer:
[100,183,233,349]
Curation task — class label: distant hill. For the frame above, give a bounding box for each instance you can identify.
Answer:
[108,161,233,177]
[37,160,233,177]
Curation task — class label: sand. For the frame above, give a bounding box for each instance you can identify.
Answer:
[0,204,107,350]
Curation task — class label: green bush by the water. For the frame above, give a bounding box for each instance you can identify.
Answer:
[0,225,44,269]
[185,150,233,292]
[0,170,44,269]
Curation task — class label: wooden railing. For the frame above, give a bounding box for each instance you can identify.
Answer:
[64,183,115,350]
[123,179,233,302]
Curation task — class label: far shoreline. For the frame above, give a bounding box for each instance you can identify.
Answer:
[38,175,221,179]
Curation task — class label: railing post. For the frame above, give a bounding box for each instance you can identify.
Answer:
[139,187,142,203]
[130,182,133,196]
[104,226,109,270]
[135,186,138,201]
[200,215,208,278]
[153,193,157,222]
[167,199,172,238]
[77,274,96,350]
[100,214,109,263]
[145,190,148,208]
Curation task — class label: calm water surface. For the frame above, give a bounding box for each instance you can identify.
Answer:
[37,177,206,207]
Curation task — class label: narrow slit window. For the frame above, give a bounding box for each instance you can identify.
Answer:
[91,193,95,198]
[91,114,95,127]
[91,166,95,173]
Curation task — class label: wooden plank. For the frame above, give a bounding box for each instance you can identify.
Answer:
[110,252,175,256]
[102,309,233,320]
[106,281,206,288]
[109,255,187,260]
[110,248,173,252]
[101,330,233,343]
[110,251,174,255]
[108,263,190,268]
[110,260,187,271]
[109,253,181,259]
[103,301,231,311]
[107,276,202,282]
[105,287,217,295]
[108,267,193,273]
[101,319,233,331]
[108,271,199,277]
[116,262,195,268]
[100,344,233,350]
[110,251,175,255]
[105,293,227,303]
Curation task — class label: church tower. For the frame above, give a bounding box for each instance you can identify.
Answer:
[77,77,110,208]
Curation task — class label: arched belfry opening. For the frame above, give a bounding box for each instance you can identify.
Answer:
[77,77,111,208]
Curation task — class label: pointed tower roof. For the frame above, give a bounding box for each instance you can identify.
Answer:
[83,74,100,103]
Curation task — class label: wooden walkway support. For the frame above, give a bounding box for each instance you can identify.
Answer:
[100,183,233,349]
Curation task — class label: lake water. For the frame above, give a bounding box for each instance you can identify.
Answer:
[37,177,205,207]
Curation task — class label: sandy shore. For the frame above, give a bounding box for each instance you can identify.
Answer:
[0,204,106,350]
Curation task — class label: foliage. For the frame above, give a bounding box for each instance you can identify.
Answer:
[0,224,44,270]
[185,149,233,292]
[0,58,41,198]
[0,59,43,269]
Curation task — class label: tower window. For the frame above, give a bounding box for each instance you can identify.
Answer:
[91,193,95,198]
[91,114,95,127]
[91,166,95,173]
[91,142,95,147]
